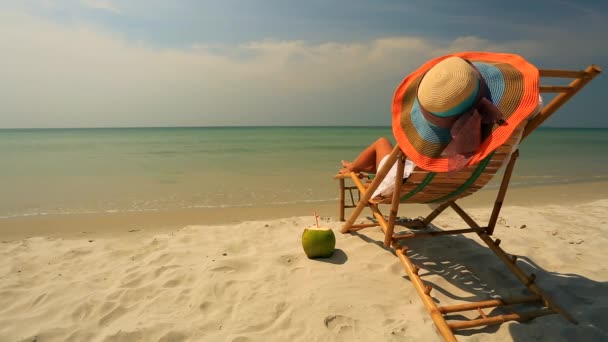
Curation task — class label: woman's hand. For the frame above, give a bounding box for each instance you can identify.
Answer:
[339,160,355,174]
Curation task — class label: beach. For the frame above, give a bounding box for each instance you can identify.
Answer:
[3,0,607,340]
[1,127,608,341]
[1,182,608,341]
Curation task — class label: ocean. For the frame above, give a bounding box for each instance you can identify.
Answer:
[1,127,607,220]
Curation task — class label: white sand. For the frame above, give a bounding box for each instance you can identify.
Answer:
[1,200,607,341]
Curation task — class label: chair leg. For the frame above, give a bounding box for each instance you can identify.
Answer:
[369,204,390,234]
[394,229,575,341]
[395,245,458,342]
[449,202,483,231]
[441,202,576,323]
[476,232,577,324]
[385,153,406,247]
[395,244,559,341]
[351,191,576,340]
[449,201,575,322]
[488,150,519,235]
[339,178,345,222]
[423,202,451,226]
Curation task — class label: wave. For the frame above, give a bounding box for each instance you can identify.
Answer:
[0,198,338,220]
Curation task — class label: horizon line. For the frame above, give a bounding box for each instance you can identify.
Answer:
[1,125,608,130]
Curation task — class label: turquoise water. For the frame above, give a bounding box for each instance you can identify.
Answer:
[1,127,607,218]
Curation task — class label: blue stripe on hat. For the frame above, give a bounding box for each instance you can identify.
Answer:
[410,99,452,144]
[473,62,504,104]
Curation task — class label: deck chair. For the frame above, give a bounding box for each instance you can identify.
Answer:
[334,65,601,342]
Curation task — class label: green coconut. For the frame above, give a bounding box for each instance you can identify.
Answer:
[301,227,336,259]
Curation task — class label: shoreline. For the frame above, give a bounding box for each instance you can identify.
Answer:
[2,181,607,241]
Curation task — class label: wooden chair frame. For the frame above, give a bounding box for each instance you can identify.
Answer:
[335,65,601,342]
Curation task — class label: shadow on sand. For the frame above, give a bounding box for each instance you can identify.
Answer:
[310,248,348,265]
[352,223,608,341]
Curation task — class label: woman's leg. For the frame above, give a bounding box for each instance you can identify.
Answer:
[340,137,393,174]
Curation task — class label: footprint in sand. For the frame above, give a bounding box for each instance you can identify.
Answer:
[276,254,299,267]
[210,259,254,274]
[65,329,96,342]
[154,265,180,278]
[99,305,128,326]
[72,302,95,321]
[101,329,143,342]
[147,252,174,266]
[119,271,146,288]
[239,301,290,334]
[199,301,212,312]
[223,240,254,256]
[230,337,251,342]
[31,293,48,307]
[324,315,357,337]
[365,263,383,272]
[210,265,238,273]
[162,277,182,288]
[387,322,409,339]
[157,331,188,342]
[178,235,193,244]
[388,262,404,275]
[211,280,239,299]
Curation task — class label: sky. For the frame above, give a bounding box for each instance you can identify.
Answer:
[1,0,607,128]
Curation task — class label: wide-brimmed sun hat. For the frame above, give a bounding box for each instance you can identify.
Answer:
[392,52,539,172]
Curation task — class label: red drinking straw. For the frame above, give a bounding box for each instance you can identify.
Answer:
[314,211,320,228]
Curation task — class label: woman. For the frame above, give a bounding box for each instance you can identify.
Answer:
[339,53,542,198]
[339,137,394,175]
[339,137,414,198]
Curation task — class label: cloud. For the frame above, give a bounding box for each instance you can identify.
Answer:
[0,11,604,128]
[82,0,121,14]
